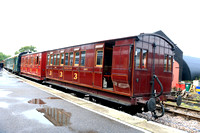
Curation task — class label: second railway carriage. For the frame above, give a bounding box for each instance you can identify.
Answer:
[4,52,27,74]
[20,52,47,81]
[44,33,181,118]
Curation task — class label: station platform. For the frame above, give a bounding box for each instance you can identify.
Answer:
[0,70,185,133]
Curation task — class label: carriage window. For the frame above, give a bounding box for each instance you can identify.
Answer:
[81,51,86,66]
[53,54,56,65]
[96,50,103,67]
[57,54,60,65]
[60,54,64,65]
[35,56,37,65]
[65,53,69,65]
[168,55,172,72]
[74,52,80,66]
[35,56,39,65]
[164,55,167,71]
[47,55,50,65]
[31,57,33,65]
[25,58,27,65]
[69,52,73,66]
[164,55,173,72]
[29,57,31,65]
[142,50,148,69]
[39,56,41,65]
[135,49,141,68]
[50,55,53,65]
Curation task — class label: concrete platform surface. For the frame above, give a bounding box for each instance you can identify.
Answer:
[0,70,185,133]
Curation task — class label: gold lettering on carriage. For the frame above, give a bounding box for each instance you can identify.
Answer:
[74,73,78,80]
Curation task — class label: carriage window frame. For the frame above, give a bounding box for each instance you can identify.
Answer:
[36,56,39,65]
[95,50,103,67]
[142,49,148,69]
[31,57,33,65]
[21,58,23,65]
[135,48,148,70]
[29,57,31,65]
[25,57,27,65]
[168,55,172,72]
[50,54,53,65]
[35,56,37,65]
[26,57,28,65]
[60,53,64,66]
[39,56,41,65]
[65,53,69,65]
[135,48,141,69]
[56,54,60,65]
[69,52,74,66]
[80,51,86,66]
[23,58,24,65]
[74,51,80,66]
[47,55,50,65]
[53,54,56,65]
[164,55,173,72]
[164,55,168,71]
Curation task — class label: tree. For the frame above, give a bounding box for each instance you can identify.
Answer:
[15,45,37,55]
[0,52,11,62]
[15,51,19,55]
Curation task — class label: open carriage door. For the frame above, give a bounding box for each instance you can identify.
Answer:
[93,43,104,89]
[111,39,134,96]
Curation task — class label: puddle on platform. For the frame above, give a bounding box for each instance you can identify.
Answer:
[0,90,12,97]
[28,99,46,104]
[22,109,53,125]
[37,106,71,126]
[0,102,9,108]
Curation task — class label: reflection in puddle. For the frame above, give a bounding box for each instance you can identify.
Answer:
[37,106,71,126]
[0,90,12,97]
[28,99,46,104]
[0,102,9,108]
[22,109,53,125]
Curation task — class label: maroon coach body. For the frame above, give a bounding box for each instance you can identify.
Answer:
[20,52,47,81]
[43,33,181,118]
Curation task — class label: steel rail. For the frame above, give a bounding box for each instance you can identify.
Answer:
[182,98,200,103]
[163,103,200,121]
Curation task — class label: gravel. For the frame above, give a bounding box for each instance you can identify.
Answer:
[136,111,200,133]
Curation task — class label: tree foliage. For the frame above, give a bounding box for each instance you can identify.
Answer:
[0,52,11,62]
[15,45,37,55]
[15,51,19,55]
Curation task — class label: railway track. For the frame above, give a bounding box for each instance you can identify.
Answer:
[182,98,200,107]
[163,102,200,121]
[183,98,200,103]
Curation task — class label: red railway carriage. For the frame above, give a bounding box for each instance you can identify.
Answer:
[45,33,180,118]
[20,52,47,81]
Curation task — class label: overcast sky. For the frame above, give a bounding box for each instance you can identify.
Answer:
[0,0,199,57]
